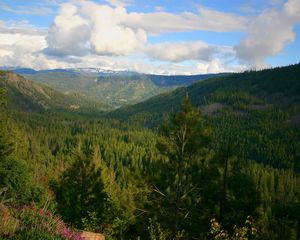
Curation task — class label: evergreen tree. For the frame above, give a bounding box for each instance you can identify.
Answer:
[273,202,300,240]
[153,94,211,239]
[51,140,107,229]
[0,88,14,160]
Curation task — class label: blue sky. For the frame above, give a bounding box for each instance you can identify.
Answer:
[0,0,299,74]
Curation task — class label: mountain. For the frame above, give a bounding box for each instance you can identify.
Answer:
[110,63,300,126]
[0,71,108,112]
[15,68,225,108]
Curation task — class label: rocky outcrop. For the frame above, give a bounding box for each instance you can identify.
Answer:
[81,231,105,240]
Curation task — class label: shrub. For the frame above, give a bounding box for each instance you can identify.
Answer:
[0,158,31,203]
[11,205,83,240]
[148,218,169,240]
[0,203,19,237]
[8,229,64,240]
[210,216,257,240]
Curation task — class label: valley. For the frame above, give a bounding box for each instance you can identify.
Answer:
[14,68,224,108]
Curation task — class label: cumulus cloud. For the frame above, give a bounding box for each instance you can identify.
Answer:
[0,32,49,69]
[81,2,147,56]
[235,0,300,68]
[284,0,300,19]
[45,3,91,56]
[44,0,248,57]
[0,20,78,69]
[45,1,147,56]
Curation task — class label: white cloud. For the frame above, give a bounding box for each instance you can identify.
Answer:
[0,3,53,16]
[0,21,76,69]
[0,32,49,69]
[0,20,47,35]
[76,56,234,75]
[146,41,220,62]
[235,0,300,68]
[195,59,226,74]
[44,0,249,57]
[284,0,300,19]
[0,20,52,69]
[81,2,147,56]
[45,1,147,56]
[105,0,132,7]
[0,0,251,74]
[45,3,90,56]
[123,5,249,34]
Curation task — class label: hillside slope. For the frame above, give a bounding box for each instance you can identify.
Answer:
[18,69,225,107]
[110,64,300,172]
[110,63,300,124]
[0,71,108,112]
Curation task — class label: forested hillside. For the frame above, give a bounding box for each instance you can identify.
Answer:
[110,63,300,182]
[18,68,223,108]
[0,71,107,112]
[0,64,300,240]
[111,63,300,123]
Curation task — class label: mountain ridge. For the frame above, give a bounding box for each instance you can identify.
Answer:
[109,63,300,126]
[0,71,108,112]
[8,67,227,107]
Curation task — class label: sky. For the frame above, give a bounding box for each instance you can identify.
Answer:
[0,0,299,74]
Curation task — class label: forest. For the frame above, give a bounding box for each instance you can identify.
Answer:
[0,64,300,240]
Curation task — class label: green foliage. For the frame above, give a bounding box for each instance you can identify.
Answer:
[9,205,83,240]
[0,88,14,159]
[210,216,257,240]
[0,87,45,205]
[21,70,220,108]
[0,158,31,203]
[105,217,128,240]
[157,94,211,158]
[148,218,169,240]
[0,202,19,237]
[151,95,213,239]
[0,71,105,112]
[220,159,261,227]
[51,147,107,230]
[100,162,149,239]
[7,229,64,240]
[1,64,300,239]
[13,206,60,237]
[111,63,300,127]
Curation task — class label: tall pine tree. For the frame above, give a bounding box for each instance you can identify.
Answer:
[153,94,211,239]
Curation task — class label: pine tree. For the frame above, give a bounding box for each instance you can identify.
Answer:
[154,94,211,239]
[51,140,107,229]
[0,88,14,159]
